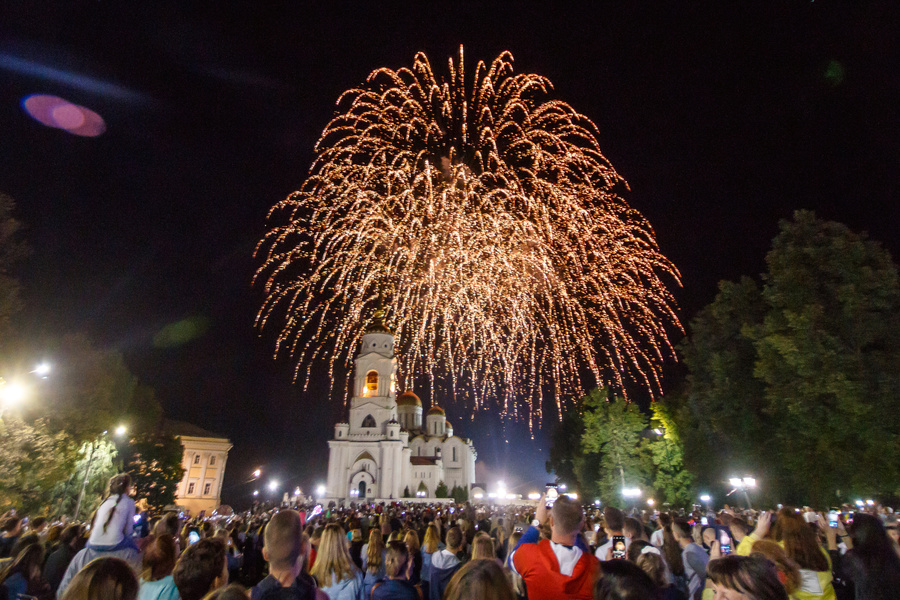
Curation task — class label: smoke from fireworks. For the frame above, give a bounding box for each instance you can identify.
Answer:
[255,47,680,422]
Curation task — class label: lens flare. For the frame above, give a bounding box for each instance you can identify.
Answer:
[256,48,680,423]
[22,94,106,137]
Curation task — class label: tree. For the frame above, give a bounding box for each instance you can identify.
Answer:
[0,192,28,335]
[123,434,186,512]
[646,402,695,506]
[450,485,468,504]
[678,211,900,505]
[417,481,428,496]
[435,481,449,498]
[53,437,118,520]
[403,486,411,498]
[581,388,650,503]
[0,417,74,515]
[545,394,603,500]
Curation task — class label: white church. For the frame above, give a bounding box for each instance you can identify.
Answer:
[324,311,477,503]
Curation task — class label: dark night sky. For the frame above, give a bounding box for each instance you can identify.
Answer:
[1,2,898,505]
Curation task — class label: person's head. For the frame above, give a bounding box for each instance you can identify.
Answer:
[423,523,440,553]
[729,518,749,539]
[200,583,248,600]
[46,524,62,544]
[1,543,44,581]
[155,513,179,537]
[671,520,692,544]
[173,538,228,600]
[635,551,666,588]
[60,557,139,600]
[61,524,81,547]
[403,529,420,553]
[2,516,22,536]
[750,540,800,596]
[385,541,409,579]
[446,526,463,551]
[142,535,177,582]
[623,517,645,541]
[772,508,828,572]
[350,528,362,542]
[594,559,656,600]
[11,533,39,559]
[701,527,717,548]
[471,534,495,560]
[707,555,788,600]
[309,523,356,588]
[263,510,305,572]
[443,559,515,600]
[849,512,900,571]
[387,530,402,543]
[625,540,650,564]
[550,496,584,538]
[657,512,672,529]
[108,474,132,497]
[366,528,385,571]
[604,507,625,533]
[30,517,47,533]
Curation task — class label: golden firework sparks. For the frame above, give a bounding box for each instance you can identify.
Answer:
[255,47,680,424]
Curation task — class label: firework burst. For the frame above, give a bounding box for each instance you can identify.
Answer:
[255,47,680,423]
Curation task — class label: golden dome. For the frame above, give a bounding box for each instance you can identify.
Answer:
[427,405,445,416]
[397,390,422,407]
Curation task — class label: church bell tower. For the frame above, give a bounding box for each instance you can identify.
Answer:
[348,310,398,434]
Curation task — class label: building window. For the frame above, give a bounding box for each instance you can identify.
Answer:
[366,371,378,395]
[187,482,195,494]
[452,447,457,462]
[203,482,211,496]
[209,455,216,466]
[193,454,200,465]
[362,414,376,428]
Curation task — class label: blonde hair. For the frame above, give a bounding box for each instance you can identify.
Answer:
[365,529,385,573]
[404,530,420,554]
[471,534,495,561]
[751,539,801,594]
[309,524,357,588]
[635,552,665,587]
[423,524,440,554]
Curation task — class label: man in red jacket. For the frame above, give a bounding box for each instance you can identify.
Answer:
[509,494,600,599]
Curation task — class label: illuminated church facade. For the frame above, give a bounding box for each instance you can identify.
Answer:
[324,312,477,502]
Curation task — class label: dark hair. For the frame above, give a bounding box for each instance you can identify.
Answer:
[31,517,47,529]
[604,507,625,532]
[446,526,463,549]
[707,555,788,600]
[846,513,900,593]
[0,543,44,584]
[1,516,21,532]
[173,538,226,600]
[626,540,650,563]
[385,541,409,578]
[201,583,249,600]
[594,559,657,600]
[623,518,644,540]
[60,557,139,600]
[61,524,82,546]
[101,474,132,534]
[661,526,684,575]
[552,496,584,535]
[671,519,692,540]
[10,533,39,559]
[142,535,177,581]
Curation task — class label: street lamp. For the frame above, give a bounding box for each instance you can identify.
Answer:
[252,468,262,479]
[729,477,756,509]
[114,425,127,437]
[647,498,655,507]
[269,480,279,493]
[32,363,51,377]
[622,487,642,498]
[316,484,326,498]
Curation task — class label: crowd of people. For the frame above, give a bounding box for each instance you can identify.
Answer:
[2,473,900,600]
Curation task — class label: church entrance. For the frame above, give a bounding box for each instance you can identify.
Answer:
[358,480,367,499]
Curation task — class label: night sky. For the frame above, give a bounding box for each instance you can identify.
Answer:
[1,2,898,505]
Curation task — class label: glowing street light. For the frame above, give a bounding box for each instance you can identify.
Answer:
[294,487,302,497]
[527,492,541,501]
[647,498,655,506]
[33,363,51,377]
[114,425,127,437]
[0,381,27,409]
[252,468,262,479]
[729,476,756,509]
[700,494,712,503]
[269,480,279,492]
[316,484,326,497]
[622,488,642,498]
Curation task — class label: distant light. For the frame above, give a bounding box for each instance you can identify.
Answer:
[473,493,484,500]
[559,483,567,491]
[647,498,655,506]
[594,499,601,506]
[487,493,497,499]
[0,382,27,407]
[622,487,642,498]
[33,363,51,377]
[114,425,127,437]
[729,478,743,488]
[700,494,711,503]
[268,480,279,492]
[567,492,578,500]
[294,487,301,497]
[22,94,106,137]
[252,468,261,479]
[743,477,756,488]
[527,492,541,501]
[653,428,663,435]
[316,484,326,497]
[855,500,864,507]
[253,490,259,497]
[506,493,516,500]
[866,499,875,506]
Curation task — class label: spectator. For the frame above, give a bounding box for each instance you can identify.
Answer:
[651,513,671,548]
[419,524,440,599]
[30,518,49,540]
[250,510,323,600]
[830,512,900,600]
[428,527,463,600]
[173,538,229,600]
[308,523,364,600]
[87,475,138,553]
[362,529,385,597]
[44,526,80,595]
[594,508,628,560]
[470,534,497,562]
[749,540,800,597]
[401,531,421,586]
[0,517,23,559]
[768,509,834,600]
[1,543,49,600]
[510,495,599,600]
[624,518,648,544]
[593,559,657,600]
[347,531,363,570]
[671,520,708,600]
[706,555,788,600]
[443,560,514,600]
[202,584,249,600]
[137,535,180,600]
[370,542,417,600]
[635,549,687,600]
[59,557,139,600]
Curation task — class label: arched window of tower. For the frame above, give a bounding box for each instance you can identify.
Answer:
[362,414,376,428]
[365,371,378,395]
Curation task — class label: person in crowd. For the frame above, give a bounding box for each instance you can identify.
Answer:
[828,512,900,600]
[470,534,498,563]
[59,557,139,600]
[635,549,687,600]
[749,540,800,598]
[509,495,599,600]
[728,517,750,547]
[201,583,249,600]
[624,518,649,544]
[0,517,23,559]
[11,534,40,561]
[885,519,900,558]
[765,509,835,600]
[137,535,180,600]
[173,538,229,600]
[29,518,49,541]
[44,526,81,595]
[443,559,515,600]
[347,530,363,570]
[44,526,63,555]
[419,524,440,599]
[1,543,49,600]
[706,555,788,600]
[651,513,672,548]
[401,531,421,586]
[362,529,385,597]
[671,520,708,600]
[309,523,364,600]
[593,559,657,600]
[594,507,628,560]
[428,526,463,600]
[250,510,323,600]
[370,541,417,600]
[87,475,138,553]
